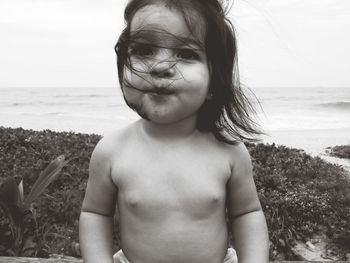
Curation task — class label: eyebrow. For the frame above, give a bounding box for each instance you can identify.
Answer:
[129,29,204,50]
[179,39,203,50]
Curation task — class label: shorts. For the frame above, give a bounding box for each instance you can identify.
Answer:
[113,247,238,263]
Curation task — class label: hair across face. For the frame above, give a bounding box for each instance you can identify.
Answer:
[125,3,207,88]
[118,3,211,124]
[115,0,262,143]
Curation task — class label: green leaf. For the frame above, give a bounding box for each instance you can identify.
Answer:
[18,180,24,208]
[24,155,67,208]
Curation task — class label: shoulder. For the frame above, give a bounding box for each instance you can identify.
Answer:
[202,134,252,176]
[228,141,251,163]
[212,137,251,161]
[219,141,253,179]
[201,133,251,161]
[90,122,138,168]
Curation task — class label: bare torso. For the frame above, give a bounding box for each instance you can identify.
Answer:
[110,123,233,263]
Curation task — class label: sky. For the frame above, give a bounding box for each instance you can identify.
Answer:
[0,0,349,88]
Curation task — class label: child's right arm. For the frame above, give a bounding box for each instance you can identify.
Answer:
[79,138,118,263]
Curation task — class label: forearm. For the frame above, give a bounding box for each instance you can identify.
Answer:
[79,211,114,263]
[231,210,269,263]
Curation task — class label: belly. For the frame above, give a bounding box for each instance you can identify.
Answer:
[119,213,229,263]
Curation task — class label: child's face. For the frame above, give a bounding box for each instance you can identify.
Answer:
[122,3,210,125]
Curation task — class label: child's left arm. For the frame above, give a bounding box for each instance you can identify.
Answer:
[227,143,269,263]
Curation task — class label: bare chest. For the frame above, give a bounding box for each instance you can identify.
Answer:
[112,145,231,218]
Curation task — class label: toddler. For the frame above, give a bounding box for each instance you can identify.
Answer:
[79,0,269,262]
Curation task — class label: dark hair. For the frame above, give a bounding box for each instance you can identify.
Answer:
[115,0,263,144]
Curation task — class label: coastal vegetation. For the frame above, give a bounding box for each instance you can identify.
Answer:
[327,145,350,159]
[0,127,349,260]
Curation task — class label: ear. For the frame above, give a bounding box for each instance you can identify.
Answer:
[207,61,212,76]
[206,92,213,101]
[206,62,213,100]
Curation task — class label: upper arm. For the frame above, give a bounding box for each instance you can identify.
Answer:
[81,137,117,217]
[226,143,262,220]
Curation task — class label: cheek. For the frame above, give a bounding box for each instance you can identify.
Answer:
[195,67,210,93]
[122,67,138,86]
[122,85,140,101]
[122,65,152,90]
[121,70,142,102]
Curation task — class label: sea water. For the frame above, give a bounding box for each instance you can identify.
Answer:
[0,87,138,134]
[1,87,350,157]
[253,87,350,130]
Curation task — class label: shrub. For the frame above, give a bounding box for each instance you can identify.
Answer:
[327,145,350,159]
[247,143,350,259]
[1,127,349,259]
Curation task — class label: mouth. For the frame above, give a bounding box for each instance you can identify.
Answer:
[147,88,174,95]
[126,85,175,95]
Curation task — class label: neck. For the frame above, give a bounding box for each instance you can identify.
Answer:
[138,116,198,142]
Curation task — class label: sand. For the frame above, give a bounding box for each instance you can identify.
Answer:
[260,128,350,171]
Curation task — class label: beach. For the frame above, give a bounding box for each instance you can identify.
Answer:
[261,128,350,171]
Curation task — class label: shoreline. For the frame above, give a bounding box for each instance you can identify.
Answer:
[260,128,350,172]
[3,124,350,148]
[2,124,350,171]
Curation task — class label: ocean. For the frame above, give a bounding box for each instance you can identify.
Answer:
[1,87,350,164]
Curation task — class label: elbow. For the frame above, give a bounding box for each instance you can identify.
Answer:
[80,204,115,218]
[80,210,114,218]
[80,198,115,218]
[230,206,264,221]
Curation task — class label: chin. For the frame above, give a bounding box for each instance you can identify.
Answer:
[142,113,180,124]
[144,115,175,124]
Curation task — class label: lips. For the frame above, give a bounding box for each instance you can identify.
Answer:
[147,88,174,95]
[125,84,175,95]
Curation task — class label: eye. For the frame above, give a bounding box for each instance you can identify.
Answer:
[129,44,154,57]
[176,49,199,60]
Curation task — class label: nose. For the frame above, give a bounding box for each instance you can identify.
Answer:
[150,51,176,79]
[150,63,175,78]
